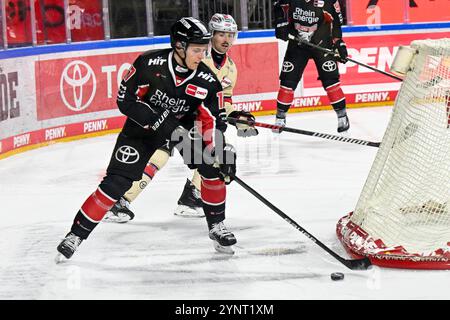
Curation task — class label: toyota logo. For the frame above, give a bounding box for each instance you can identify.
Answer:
[115,146,140,164]
[60,60,96,112]
[322,60,337,72]
[282,61,294,73]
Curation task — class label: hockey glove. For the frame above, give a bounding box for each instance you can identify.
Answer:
[218,108,227,122]
[333,39,348,63]
[274,0,290,41]
[228,111,259,137]
[213,143,236,184]
[296,30,314,44]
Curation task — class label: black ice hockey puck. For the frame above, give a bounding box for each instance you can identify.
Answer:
[330,272,344,281]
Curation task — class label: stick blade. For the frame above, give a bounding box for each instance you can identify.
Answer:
[344,257,372,270]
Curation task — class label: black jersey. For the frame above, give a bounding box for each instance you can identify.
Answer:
[275,0,344,46]
[117,48,225,148]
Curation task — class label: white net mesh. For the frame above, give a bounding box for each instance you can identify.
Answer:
[350,38,450,256]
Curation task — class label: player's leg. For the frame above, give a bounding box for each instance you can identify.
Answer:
[313,51,349,134]
[197,162,236,254]
[56,132,155,261]
[275,43,310,131]
[172,126,204,217]
[103,146,171,223]
[174,169,204,217]
[181,134,236,253]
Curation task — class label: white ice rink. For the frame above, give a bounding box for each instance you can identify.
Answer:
[1,106,449,300]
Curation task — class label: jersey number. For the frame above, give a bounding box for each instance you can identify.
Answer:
[217,91,224,109]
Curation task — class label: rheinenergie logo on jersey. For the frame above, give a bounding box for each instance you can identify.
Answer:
[149,89,189,113]
[293,8,319,24]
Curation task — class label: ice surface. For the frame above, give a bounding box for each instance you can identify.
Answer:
[1,107,449,299]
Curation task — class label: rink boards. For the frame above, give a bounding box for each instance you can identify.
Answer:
[1,23,450,159]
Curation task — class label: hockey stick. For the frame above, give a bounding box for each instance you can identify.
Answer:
[287,34,403,82]
[233,175,372,270]
[228,117,381,148]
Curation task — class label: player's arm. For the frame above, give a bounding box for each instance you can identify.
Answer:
[330,0,348,62]
[117,55,177,132]
[273,0,291,41]
[221,64,258,137]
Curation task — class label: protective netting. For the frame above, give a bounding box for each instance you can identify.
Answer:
[338,39,450,268]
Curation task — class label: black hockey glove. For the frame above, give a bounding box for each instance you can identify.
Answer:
[213,143,236,184]
[218,108,227,122]
[333,39,348,63]
[228,111,259,137]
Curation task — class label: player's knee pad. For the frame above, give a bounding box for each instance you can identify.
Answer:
[197,163,219,180]
[99,174,134,200]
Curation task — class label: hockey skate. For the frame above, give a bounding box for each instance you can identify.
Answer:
[337,115,350,136]
[174,179,205,218]
[209,221,237,254]
[55,232,83,263]
[273,116,286,134]
[103,197,135,223]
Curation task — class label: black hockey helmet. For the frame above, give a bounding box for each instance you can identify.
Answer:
[170,17,212,49]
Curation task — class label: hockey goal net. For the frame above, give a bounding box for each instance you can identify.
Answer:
[337,38,450,269]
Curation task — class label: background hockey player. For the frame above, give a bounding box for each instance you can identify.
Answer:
[104,14,258,223]
[56,17,239,261]
[273,0,349,134]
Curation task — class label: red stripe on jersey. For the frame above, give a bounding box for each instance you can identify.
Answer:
[277,86,294,105]
[80,188,117,222]
[201,178,226,205]
[326,83,345,104]
[144,163,159,178]
[196,103,216,150]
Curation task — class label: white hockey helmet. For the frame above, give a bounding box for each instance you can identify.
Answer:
[208,13,238,34]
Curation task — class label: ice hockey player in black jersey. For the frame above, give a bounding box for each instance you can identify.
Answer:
[103,14,257,223]
[273,0,350,134]
[55,17,238,262]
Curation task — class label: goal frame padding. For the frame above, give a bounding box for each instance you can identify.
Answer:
[337,212,450,270]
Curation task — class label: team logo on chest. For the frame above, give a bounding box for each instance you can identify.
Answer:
[185,84,208,99]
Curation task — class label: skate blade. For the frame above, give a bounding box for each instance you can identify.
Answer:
[174,205,205,218]
[54,253,67,264]
[103,213,132,224]
[338,129,350,137]
[213,241,235,255]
